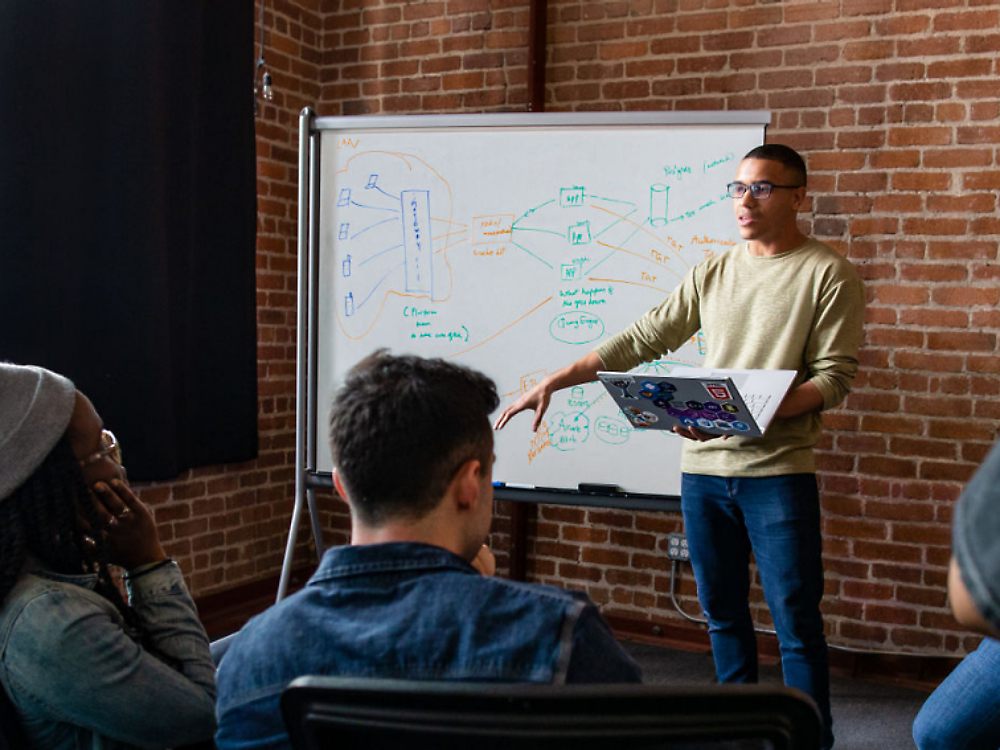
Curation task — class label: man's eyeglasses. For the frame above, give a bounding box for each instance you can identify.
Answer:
[78,429,123,468]
[727,181,803,200]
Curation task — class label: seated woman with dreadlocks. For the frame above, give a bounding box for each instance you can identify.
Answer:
[0,363,216,748]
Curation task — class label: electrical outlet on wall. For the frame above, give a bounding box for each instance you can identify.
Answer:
[666,533,689,562]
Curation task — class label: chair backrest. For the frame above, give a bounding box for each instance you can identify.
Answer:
[0,686,29,750]
[280,677,823,750]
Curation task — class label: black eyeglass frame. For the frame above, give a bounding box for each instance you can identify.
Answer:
[726,181,804,199]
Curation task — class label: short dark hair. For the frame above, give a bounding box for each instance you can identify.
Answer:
[328,350,500,526]
[742,143,807,186]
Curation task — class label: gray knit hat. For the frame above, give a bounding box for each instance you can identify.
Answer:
[0,364,77,502]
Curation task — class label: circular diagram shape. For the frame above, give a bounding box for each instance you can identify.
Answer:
[549,311,606,345]
[594,416,631,445]
[548,411,590,452]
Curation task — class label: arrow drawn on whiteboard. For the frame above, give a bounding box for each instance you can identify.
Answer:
[433,227,467,243]
[358,244,403,267]
[351,268,400,312]
[591,204,690,269]
[509,191,637,271]
[369,184,399,201]
[588,275,671,295]
[350,198,399,214]
[509,240,554,269]
[447,296,553,358]
[351,218,398,240]
[591,241,685,283]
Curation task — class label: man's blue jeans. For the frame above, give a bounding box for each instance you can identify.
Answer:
[913,637,1000,749]
[681,472,833,748]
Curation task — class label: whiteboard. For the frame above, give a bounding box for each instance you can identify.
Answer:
[310,112,768,498]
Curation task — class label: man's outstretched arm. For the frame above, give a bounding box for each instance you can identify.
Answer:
[494,351,604,432]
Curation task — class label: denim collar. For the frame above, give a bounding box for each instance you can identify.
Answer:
[22,556,99,591]
[308,542,477,585]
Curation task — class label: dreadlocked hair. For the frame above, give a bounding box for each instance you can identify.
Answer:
[0,436,144,640]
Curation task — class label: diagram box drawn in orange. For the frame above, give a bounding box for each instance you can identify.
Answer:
[471,215,515,245]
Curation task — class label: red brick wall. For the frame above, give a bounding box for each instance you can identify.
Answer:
[143,0,1000,658]
[322,0,534,113]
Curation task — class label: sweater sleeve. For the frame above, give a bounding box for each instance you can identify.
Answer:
[595,266,703,372]
[802,263,866,411]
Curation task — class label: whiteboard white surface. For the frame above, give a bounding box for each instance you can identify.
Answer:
[313,113,767,497]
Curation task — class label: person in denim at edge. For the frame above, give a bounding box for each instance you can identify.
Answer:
[214,351,641,750]
[912,439,1000,749]
[496,144,865,749]
[0,363,217,749]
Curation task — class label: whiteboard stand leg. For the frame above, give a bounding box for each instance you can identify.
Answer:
[308,485,325,559]
[277,487,306,603]
[277,485,325,603]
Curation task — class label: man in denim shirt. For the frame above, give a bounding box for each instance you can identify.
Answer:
[215,351,641,749]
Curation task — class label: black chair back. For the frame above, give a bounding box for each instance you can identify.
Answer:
[0,686,28,750]
[281,677,823,750]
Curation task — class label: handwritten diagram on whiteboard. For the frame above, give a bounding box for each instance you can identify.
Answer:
[314,116,767,496]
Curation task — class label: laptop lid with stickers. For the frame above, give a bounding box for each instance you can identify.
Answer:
[596,368,796,438]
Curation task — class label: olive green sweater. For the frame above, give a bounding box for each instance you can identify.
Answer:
[595,238,865,477]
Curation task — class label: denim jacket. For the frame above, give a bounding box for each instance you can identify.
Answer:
[216,542,641,750]
[0,560,217,749]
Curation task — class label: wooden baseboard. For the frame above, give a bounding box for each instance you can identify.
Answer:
[604,613,713,653]
[605,613,958,693]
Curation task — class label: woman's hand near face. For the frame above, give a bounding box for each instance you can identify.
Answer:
[90,480,167,571]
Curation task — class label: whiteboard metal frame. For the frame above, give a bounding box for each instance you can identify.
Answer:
[280,107,771,600]
[309,109,771,131]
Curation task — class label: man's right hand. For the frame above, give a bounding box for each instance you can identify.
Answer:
[494,352,605,433]
[493,382,551,432]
